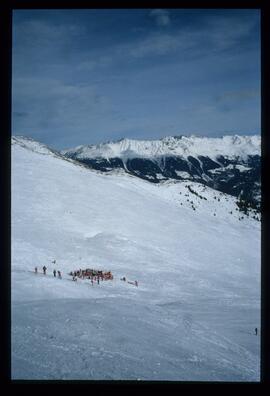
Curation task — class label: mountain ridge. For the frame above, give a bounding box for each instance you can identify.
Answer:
[61,134,261,160]
[58,134,261,210]
[12,134,261,211]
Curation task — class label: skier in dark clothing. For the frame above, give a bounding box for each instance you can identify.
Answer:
[43,266,47,275]
[57,270,62,279]
[53,269,56,277]
[34,267,38,274]
[255,327,258,335]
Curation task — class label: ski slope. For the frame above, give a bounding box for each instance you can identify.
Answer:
[11,137,261,381]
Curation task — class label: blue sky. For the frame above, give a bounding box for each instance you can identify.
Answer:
[12,9,261,149]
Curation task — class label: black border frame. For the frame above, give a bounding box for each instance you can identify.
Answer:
[0,0,269,389]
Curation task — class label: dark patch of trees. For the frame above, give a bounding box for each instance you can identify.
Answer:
[187,185,207,200]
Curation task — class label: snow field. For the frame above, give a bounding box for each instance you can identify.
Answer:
[12,139,260,380]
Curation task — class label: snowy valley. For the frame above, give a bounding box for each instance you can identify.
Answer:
[11,136,261,381]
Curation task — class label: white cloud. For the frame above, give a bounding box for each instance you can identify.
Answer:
[77,55,113,71]
[118,13,258,61]
[149,9,171,27]
[128,33,182,58]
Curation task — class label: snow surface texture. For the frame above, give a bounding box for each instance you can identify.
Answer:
[62,135,261,161]
[12,137,260,381]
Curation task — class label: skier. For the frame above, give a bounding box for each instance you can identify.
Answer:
[97,277,100,285]
[43,266,47,275]
[34,267,38,274]
[135,280,138,287]
[53,269,56,277]
[57,270,62,279]
[52,260,56,264]
[255,327,258,336]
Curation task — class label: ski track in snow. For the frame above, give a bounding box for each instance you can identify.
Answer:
[11,139,260,381]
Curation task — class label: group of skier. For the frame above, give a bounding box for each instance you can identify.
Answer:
[34,266,61,278]
[69,268,113,282]
[68,269,138,287]
[34,264,138,288]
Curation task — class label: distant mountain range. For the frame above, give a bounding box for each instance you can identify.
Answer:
[61,135,261,210]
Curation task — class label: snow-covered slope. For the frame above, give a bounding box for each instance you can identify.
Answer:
[12,137,260,381]
[62,135,260,160]
[12,136,59,156]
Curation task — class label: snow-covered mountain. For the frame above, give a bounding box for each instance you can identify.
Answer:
[12,136,260,381]
[61,135,261,210]
[62,135,260,159]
